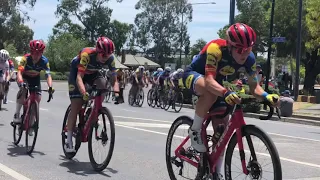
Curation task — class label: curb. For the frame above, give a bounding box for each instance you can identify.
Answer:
[182,104,320,127]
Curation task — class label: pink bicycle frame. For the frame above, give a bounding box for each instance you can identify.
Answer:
[174,108,249,175]
[81,94,104,142]
[23,91,39,130]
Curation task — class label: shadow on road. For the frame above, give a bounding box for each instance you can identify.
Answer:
[59,155,118,177]
[0,123,4,126]
[7,144,46,158]
[0,107,8,111]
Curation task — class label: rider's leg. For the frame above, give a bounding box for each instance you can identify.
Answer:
[183,71,217,152]
[65,71,83,152]
[4,81,9,104]
[13,76,28,123]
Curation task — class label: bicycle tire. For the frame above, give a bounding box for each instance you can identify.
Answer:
[88,107,115,172]
[137,89,144,107]
[147,89,153,106]
[173,92,184,113]
[13,121,23,145]
[61,104,82,159]
[224,125,282,180]
[25,102,39,154]
[150,90,157,108]
[166,116,193,180]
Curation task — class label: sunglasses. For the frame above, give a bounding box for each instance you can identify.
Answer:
[233,46,252,54]
[31,50,43,55]
[98,52,111,58]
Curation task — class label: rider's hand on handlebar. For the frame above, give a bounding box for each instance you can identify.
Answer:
[265,93,280,107]
[224,91,241,106]
[82,92,90,101]
[48,87,55,94]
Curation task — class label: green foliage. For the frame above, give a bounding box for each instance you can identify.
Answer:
[44,33,89,72]
[132,0,192,62]
[190,38,206,56]
[54,0,130,53]
[305,0,320,53]
[0,1,35,51]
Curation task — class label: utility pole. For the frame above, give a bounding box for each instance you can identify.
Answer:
[229,0,236,25]
[294,0,303,101]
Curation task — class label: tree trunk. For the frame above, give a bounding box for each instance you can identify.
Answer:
[303,48,320,95]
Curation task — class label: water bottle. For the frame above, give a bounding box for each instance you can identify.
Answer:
[212,124,225,145]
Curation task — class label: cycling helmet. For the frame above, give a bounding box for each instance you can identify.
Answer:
[29,40,46,52]
[165,67,171,72]
[96,36,115,55]
[226,23,256,48]
[157,68,163,72]
[139,66,145,70]
[177,68,184,73]
[0,49,10,61]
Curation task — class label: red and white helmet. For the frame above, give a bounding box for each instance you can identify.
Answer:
[96,36,115,55]
[226,23,256,48]
[29,40,46,52]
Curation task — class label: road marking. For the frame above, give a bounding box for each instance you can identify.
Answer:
[0,163,31,180]
[115,123,320,169]
[121,109,138,113]
[114,115,320,141]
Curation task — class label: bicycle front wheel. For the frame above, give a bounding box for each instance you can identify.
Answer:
[225,125,282,180]
[88,107,115,172]
[25,102,39,154]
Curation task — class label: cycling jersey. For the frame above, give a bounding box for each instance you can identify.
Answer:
[18,54,51,78]
[68,47,116,99]
[132,68,144,79]
[0,61,9,83]
[71,47,116,74]
[183,39,256,95]
[158,71,170,86]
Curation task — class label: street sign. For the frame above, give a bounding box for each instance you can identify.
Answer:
[272,37,286,43]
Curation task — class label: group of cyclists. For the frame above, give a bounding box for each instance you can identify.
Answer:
[0,22,281,179]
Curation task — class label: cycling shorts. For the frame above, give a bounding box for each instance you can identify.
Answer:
[19,74,41,95]
[68,67,104,99]
[182,70,226,109]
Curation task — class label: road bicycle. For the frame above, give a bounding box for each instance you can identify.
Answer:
[61,84,116,171]
[128,84,144,107]
[166,98,282,180]
[162,87,184,113]
[11,84,53,154]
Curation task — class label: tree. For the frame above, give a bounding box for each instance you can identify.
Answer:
[133,0,192,64]
[302,0,320,94]
[0,0,35,51]
[190,39,206,56]
[45,33,89,72]
[55,0,130,53]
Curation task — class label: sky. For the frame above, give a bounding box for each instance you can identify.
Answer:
[23,0,239,46]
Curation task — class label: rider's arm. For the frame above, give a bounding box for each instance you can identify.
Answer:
[17,56,27,83]
[43,58,52,88]
[204,43,227,96]
[8,60,14,80]
[77,53,89,95]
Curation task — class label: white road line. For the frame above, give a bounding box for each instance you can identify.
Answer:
[0,163,31,180]
[120,109,138,113]
[115,123,320,169]
[114,116,320,142]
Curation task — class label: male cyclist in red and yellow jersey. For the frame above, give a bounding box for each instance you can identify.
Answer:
[183,23,279,177]
[65,36,119,152]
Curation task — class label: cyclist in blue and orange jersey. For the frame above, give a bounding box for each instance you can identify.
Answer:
[66,36,119,153]
[183,23,280,178]
[13,40,54,123]
[4,58,15,104]
[156,66,171,90]
[150,68,163,87]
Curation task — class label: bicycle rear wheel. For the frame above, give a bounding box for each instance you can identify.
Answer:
[25,102,39,154]
[88,107,115,172]
[12,116,23,145]
[147,89,153,106]
[173,92,184,113]
[224,125,282,180]
[137,88,144,107]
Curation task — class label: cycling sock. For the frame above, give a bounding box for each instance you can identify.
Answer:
[67,130,73,146]
[191,113,203,131]
[15,103,22,115]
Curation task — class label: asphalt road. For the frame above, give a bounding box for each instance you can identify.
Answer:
[0,82,320,180]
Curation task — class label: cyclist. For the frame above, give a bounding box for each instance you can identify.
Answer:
[13,40,54,123]
[183,23,279,177]
[151,68,163,87]
[168,68,184,100]
[66,36,119,153]
[157,66,171,90]
[129,66,145,99]
[4,58,15,104]
[0,49,11,104]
